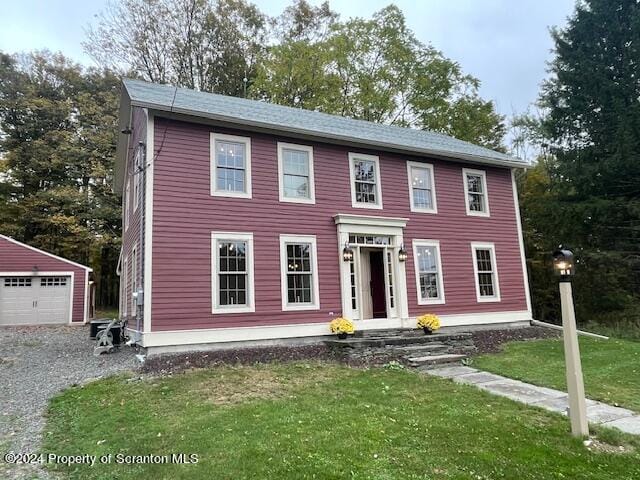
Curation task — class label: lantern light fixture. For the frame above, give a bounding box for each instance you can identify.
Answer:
[398,245,408,262]
[342,242,354,262]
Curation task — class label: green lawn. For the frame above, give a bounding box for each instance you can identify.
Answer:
[43,362,640,479]
[475,337,640,412]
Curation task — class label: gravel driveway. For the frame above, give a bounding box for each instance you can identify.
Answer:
[0,325,139,479]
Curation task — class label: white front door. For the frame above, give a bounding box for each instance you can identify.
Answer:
[0,276,71,325]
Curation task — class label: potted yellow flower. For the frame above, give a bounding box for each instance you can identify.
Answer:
[329,317,355,339]
[417,313,441,335]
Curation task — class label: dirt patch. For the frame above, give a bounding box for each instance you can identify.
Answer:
[585,438,635,455]
[472,327,560,354]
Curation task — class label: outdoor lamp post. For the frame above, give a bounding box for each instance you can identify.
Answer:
[552,247,589,437]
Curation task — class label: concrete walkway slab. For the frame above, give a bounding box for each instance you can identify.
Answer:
[475,379,566,404]
[421,365,478,378]
[424,366,640,437]
[602,416,640,435]
[586,403,634,424]
[453,371,505,385]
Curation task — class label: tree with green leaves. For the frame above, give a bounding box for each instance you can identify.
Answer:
[252,3,505,149]
[0,51,122,307]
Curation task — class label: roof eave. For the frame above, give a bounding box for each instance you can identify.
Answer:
[131,98,529,170]
[114,86,133,194]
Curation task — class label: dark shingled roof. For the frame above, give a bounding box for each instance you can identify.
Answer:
[122,78,526,169]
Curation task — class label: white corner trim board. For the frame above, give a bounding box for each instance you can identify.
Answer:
[138,310,532,347]
[511,169,533,316]
[143,110,154,334]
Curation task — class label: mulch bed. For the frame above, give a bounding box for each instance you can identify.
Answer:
[472,326,560,354]
[142,344,359,374]
[142,326,561,374]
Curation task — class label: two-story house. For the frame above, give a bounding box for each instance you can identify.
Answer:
[115,79,531,353]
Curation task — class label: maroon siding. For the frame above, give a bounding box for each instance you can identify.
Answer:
[0,236,88,322]
[120,106,146,321]
[150,117,527,332]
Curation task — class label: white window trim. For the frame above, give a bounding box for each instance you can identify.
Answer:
[412,239,445,305]
[471,242,501,303]
[277,142,315,204]
[211,231,255,314]
[210,133,252,199]
[124,180,130,231]
[407,161,437,214]
[131,244,137,313]
[279,234,320,311]
[349,152,383,210]
[462,168,490,217]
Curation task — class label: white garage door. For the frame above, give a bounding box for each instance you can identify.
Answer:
[0,276,71,325]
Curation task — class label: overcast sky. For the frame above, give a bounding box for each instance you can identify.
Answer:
[0,0,576,120]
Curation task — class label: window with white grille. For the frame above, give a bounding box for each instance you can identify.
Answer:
[412,240,445,305]
[40,277,68,287]
[278,143,315,203]
[463,169,490,216]
[407,162,437,213]
[212,232,255,314]
[4,277,32,287]
[349,153,382,209]
[472,242,500,302]
[211,133,252,198]
[280,235,319,311]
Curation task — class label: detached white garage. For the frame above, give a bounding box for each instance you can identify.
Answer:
[0,234,92,326]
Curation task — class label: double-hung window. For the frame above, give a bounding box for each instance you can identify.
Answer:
[412,240,445,305]
[471,242,500,302]
[278,143,315,203]
[212,232,255,313]
[211,133,252,198]
[463,168,489,216]
[280,235,320,311]
[349,153,382,209]
[407,161,437,213]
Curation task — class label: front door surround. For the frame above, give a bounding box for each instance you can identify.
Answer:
[334,214,409,322]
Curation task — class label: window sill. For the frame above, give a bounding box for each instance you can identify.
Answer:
[211,190,252,199]
[476,296,501,303]
[212,305,256,314]
[279,196,316,205]
[410,207,438,215]
[282,303,320,312]
[351,202,383,210]
[417,298,446,306]
[465,210,491,217]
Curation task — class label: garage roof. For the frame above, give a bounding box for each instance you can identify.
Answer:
[0,234,92,272]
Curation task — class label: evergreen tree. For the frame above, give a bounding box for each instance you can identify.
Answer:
[528,0,640,321]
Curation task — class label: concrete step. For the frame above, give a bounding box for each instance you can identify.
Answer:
[405,353,467,367]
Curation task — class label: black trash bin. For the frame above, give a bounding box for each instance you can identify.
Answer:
[89,319,112,339]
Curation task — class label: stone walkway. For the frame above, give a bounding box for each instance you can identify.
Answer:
[422,365,640,436]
